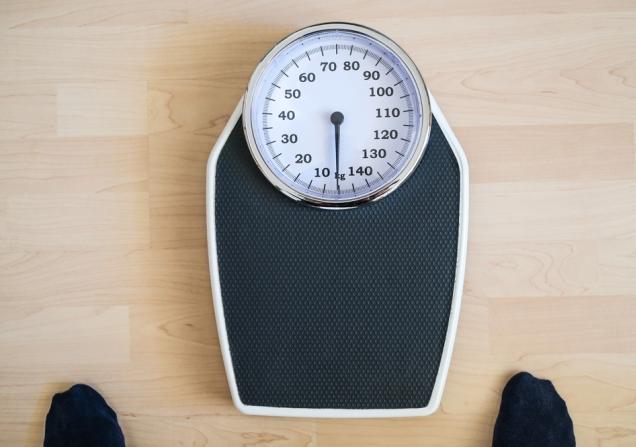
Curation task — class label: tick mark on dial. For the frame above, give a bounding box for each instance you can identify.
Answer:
[305,51,311,61]
[322,184,326,195]
[280,69,289,78]
[401,137,411,142]
[283,164,290,172]
[308,179,313,189]
[363,49,368,59]
[375,57,382,66]
[273,152,282,159]
[403,109,413,113]
[365,179,371,188]
[292,58,299,68]
[400,94,410,99]
[320,46,324,56]
[385,67,394,75]
[394,79,404,86]
[349,45,353,55]
[403,124,413,127]
[335,43,338,54]
[266,140,276,145]
[263,126,272,130]
[352,183,356,193]
[294,173,300,182]
[377,171,384,180]
[395,150,405,157]
[266,97,276,101]
[272,83,281,89]
[387,161,396,169]
[263,112,272,115]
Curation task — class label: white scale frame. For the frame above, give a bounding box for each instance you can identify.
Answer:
[206,92,469,418]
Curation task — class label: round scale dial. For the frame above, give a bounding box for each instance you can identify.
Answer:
[243,23,431,208]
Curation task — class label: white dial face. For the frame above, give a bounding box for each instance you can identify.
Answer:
[244,24,430,207]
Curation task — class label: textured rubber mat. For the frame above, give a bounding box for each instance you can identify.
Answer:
[214,116,460,409]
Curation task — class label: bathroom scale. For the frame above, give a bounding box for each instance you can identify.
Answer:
[206,22,469,417]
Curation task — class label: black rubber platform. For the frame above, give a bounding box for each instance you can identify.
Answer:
[214,117,460,409]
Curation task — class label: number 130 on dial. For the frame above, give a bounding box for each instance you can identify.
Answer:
[243,22,431,208]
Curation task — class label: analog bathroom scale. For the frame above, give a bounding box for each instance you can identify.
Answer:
[206,23,469,417]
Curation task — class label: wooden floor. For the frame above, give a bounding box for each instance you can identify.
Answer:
[1,1,635,445]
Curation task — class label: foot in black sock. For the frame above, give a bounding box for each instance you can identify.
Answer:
[493,372,575,447]
[44,384,125,447]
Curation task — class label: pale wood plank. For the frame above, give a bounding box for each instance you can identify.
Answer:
[0,83,56,139]
[0,193,150,250]
[112,415,316,447]
[467,238,636,298]
[0,305,130,366]
[471,180,636,241]
[0,136,148,194]
[489,295,636,355]
[0,0,187,29]
[0,248,211,305]
[573,412,636,446]
[316,415,494,447]
[187,0,636,22]
[57,82,148,137]
[460,123,634,183]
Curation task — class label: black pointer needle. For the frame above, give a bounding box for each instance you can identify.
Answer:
[330,111,344,193]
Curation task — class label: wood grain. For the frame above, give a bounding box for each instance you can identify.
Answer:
[0,1,635,445]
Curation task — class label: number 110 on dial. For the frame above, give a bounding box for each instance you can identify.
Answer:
[243,23,431,208]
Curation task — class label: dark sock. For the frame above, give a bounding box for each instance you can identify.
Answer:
[492,372,575,447]
[44,384,125,447]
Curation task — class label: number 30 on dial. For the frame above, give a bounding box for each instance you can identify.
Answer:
[243,22,432,208]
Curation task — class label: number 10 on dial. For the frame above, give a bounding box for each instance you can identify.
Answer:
[243,23,431,208]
